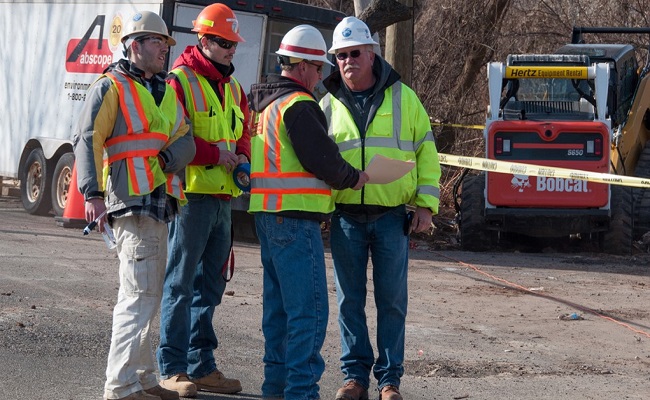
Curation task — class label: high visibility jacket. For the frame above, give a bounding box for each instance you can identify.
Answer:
[321,82,440,212]
[249,92,333,213]
[104,72,186,204]
[172,65,245,196]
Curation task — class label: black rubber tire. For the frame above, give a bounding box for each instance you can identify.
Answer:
[632,140,650,239]
[51,153,75,217]
[459,173,495,251]
[601,185,634,254]
[20,148,53,215]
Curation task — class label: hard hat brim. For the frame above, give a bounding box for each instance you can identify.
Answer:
[122,31,177,46]
[328,38,379,54]
[275,50,334,66]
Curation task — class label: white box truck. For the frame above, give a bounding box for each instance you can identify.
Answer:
[0,0,343,223]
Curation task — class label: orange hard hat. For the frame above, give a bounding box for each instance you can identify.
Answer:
[192,3,245,42]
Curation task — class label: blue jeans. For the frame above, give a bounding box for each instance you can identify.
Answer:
[157,194,231,379]
[255,213,328,400]
[329,207,408,390]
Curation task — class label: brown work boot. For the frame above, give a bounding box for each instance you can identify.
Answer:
[191,370,242,394]
[110,391,161,400]
[160,373,197,398]
[335,380,369,400]
[379,385,403,400]
[145,385,179,400]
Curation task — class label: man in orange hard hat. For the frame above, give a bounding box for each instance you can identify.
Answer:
[156,3,249,397]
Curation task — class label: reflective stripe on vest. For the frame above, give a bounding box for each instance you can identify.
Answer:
[174,65,241,112]
[323,84,414,152]
[321,82,440,208]
[104,72,185,200]
[251,92,331,212]
[172,66,242,196]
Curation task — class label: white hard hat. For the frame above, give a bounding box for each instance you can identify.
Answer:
[122,11,176,46]
[276,25,334,66]
[329,16,378,54]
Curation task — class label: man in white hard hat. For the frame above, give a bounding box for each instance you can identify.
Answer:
[320,16,441,400]
[73,10,195,400]
[156,3,249,397]
[248,24,368,400]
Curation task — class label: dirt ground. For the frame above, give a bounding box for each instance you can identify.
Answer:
[0,193,649,399]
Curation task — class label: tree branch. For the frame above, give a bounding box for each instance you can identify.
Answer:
[359,0,412,33]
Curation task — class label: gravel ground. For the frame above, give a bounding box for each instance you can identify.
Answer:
[1,194,649,400]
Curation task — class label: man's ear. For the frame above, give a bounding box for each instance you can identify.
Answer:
[130,40,140,55]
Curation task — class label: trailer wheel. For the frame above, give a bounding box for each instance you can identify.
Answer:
[51,153,75,217]
[632,140,650,239]
[20,148,53,215]
[601,185,633,254]
[459,173,495,251]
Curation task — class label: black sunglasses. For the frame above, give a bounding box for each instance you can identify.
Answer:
[336,49,362,61]
[209,36,238,50]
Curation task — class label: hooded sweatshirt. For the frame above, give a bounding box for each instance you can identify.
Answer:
[248,74,360,219]
[167,45,251,166]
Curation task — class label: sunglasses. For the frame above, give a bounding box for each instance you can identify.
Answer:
[336,49,362,61]
[304,60,324,74]
[209,36,238,50]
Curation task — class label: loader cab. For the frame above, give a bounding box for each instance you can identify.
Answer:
[555,44,639,127]
[501,54,596,121]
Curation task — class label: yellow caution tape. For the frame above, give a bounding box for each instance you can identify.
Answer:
[438,153,650,189]
[430,122,485,130]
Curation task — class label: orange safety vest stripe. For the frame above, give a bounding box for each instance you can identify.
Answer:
[105,72,172,196]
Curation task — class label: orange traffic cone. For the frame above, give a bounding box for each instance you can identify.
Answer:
[55,162,87,228]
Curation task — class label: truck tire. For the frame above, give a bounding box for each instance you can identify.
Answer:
[601,185,633,254]
[632,140,650,239]
[51,153,75,217]
[459,173,495,251]
[20,148,53,215]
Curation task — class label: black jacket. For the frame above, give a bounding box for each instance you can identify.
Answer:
[248,74,360,220]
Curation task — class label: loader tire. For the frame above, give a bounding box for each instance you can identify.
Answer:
[601,185,633,255]
[633,140,650,239]
[459,173,495,251]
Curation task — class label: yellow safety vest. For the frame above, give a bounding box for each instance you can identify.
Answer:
[321,83,440,212]
[104,72,186,203]
[172,66,245,196]
[249,92,333,213]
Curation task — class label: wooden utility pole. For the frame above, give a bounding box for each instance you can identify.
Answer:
[354,0,382,55]
[353,0,414,84]
[384,0,413,86]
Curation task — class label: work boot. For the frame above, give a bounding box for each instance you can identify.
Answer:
[160,373,197,398]
[191,370,242,394]
[145,385,179,400]
[108,391,161,400]
[335,380,369,400]
[379,385,403,400]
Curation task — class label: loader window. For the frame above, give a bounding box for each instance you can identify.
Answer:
[503,78,595,120]
[515,78,586,102]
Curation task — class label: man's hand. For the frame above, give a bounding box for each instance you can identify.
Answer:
[236,154,249,165]
[410,206,433,234]
[217,149,239,173]
[352,171,369,190]
[84,198,107,232]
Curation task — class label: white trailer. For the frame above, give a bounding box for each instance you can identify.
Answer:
[1,0,343,221]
